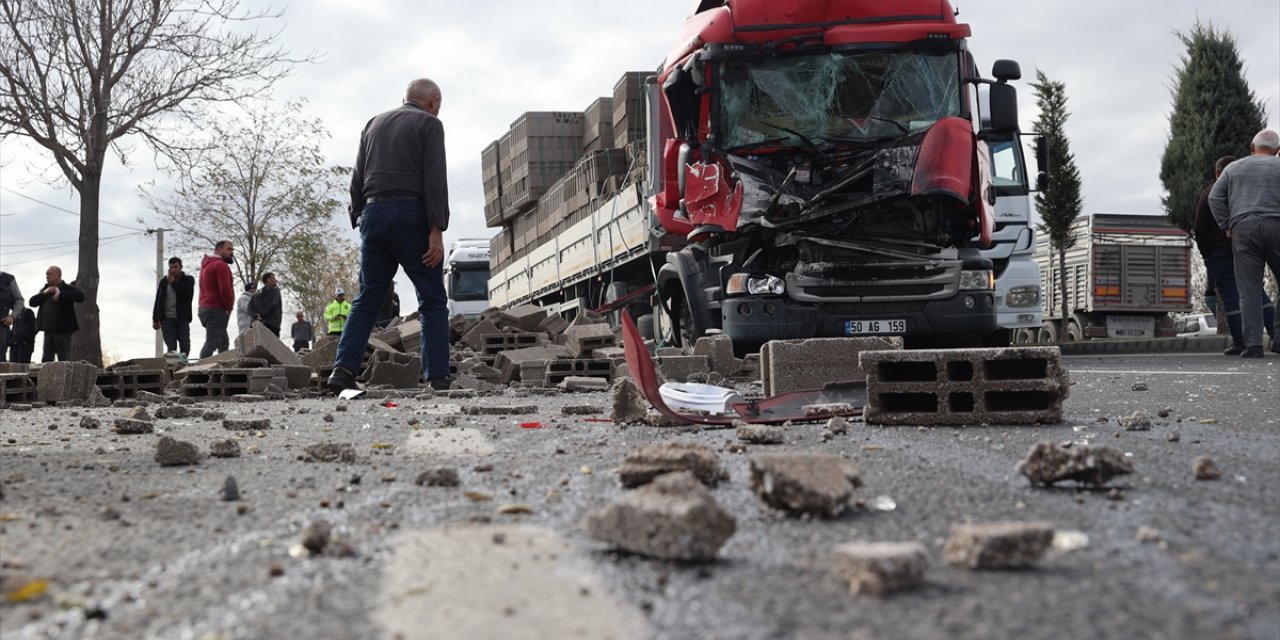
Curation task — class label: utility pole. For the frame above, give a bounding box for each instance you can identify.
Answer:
[147,228,173,357]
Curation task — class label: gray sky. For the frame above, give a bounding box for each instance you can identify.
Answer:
[1,0,1277,360]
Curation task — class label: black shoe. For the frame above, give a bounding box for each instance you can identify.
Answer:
[327,366,360,393]
[1223,343,1245,356]
[1240,346,1264,359]
[427,377,452,391]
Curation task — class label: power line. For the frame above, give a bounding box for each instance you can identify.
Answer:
[0,233,141,270]
[0,185,148,232]
[0,232,139,254]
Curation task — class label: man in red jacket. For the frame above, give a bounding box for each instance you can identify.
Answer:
[197,240,236,359]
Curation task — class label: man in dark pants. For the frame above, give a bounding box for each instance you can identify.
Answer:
[1209,129,1280,358]
[28,265,85,362]
[9,308,36,364]
[152,257,195,356]
[290,311,314,352]
[0,270,23,362]
[247,272,283,336]
[329,78,452,393]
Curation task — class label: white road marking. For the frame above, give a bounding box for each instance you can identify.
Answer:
[402,427,495,457]
[1068,370,1262,376]
[379,524,649,640]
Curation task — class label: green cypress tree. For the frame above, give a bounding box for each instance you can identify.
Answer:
[1160,22,1266,231]
[1031,70,1084,333]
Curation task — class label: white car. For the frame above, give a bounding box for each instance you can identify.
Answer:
[1173,313,1218,338]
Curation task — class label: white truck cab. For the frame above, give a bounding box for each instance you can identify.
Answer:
[444,238,492,319]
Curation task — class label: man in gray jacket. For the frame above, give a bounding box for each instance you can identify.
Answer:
[1209,129,1280,358]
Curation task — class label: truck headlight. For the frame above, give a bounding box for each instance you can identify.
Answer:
[959,269,995,291]
[727,274,786,296]
[1007,285,1040,308]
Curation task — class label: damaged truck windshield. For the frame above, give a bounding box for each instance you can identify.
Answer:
[717,50,961,149]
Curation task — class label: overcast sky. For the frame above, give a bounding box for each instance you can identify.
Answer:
[1,0,1277,360]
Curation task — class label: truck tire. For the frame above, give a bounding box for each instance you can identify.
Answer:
[1014,328,1036,345]
[1065,319,1084,342]
[1037,321,1059,343]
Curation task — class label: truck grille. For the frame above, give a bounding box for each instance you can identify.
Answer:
[787,261,960,303]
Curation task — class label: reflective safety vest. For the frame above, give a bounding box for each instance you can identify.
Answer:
[324,299,352,333]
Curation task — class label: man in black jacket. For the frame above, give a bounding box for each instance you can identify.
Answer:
[151,257,195,356]
[247,272,283,336]
[0,270,23,362]
[28,265,85,362]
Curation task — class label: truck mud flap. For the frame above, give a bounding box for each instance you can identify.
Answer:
[621,311,864,425]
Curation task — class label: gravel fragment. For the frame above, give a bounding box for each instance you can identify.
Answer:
[749,453,862,517]
[610,378,648,425]
[112,418,154,434]
[221,476,240,501]
[155,436,201,466]
[460,405,538,415]
[306,443,357,463]
[831,541,929,596]
[584,471,736,561]
[209,440,242,458]
[202,411,226,421]
[562,404,604,416]
[1015,441,1134,487]
[944,521,1054,569]
[737,423,784,445]
[415,468,460,487]
[618,441,723,488]
[1119,410,1152,431]
[79,416,100,429]
[223,418,271,431]
[1192,456,1222,480]
[301,520,331,555]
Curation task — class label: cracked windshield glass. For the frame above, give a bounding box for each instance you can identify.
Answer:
[718,51,960,150]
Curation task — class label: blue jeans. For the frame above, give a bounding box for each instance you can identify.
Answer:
[335,200,449,380]
[1231,216,1280,348]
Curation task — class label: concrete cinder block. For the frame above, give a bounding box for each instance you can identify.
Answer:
[0,363,33,374]
[482,332,540,355]
[564,323,616,358]
[761,337,903,396]
[373,326,405,351]
[1,373,38,404]
[462,318,501,352]
[36,361,100,404]
[235,321,303,366]
[536,313,570,338]
[654,355,709,382]
[859,347,1069,426]
[498,305,548,332]
[544,358,613,385]
[495,344,571,383]
[693,335,736,376]
[301,338,339,368]
[279,364,314,390]
[366,350,422,388]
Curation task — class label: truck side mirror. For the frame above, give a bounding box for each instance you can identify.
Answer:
[987,82,1018,133]
[1035,135,1050,174]
[992,59,1021,82]
[1036,171,1050,191]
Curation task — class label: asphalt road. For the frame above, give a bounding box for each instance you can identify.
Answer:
[0,352,1277,640]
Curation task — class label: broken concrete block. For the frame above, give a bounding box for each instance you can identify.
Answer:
[498,305,548,332]
[943,521,1054,569]
[536,313,569,338]
[860,347,1070,426]
[749,453,862,518]
[453,374,496,392]
[831,541,929,596]
[762,337,901,396]
[373,326,405,351]
[618,441,723,488]
[224,418,272,431]
[1016,442,1134,487]
[36,361,100,404]
[559,376,609,392]
[209,439,242,458]
[235,321,304,366]
[610,377,648,425]
[449,314,474,344]
[306,442,357,463]
[564,323,616,358]
[567,309,608,328]
[460,404,538,416]
[592,346,626,361]
[461,318,501,352]
[693,335,736,376]
[278,365,313,390]
[736,423,784,445]
[416,468,460,487]
[366,351,423,389]
[112,418,154,434]
[655,355,710,382]
[494,344,570,383]
[302,338,339,368]
[155,436,201,466]
[1119,410,1153,431]
[584,471,736,561]
[562,404,604,416]
[1192,456,1222,480]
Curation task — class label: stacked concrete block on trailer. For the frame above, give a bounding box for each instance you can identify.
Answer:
[583,97,615,153]
[506,111,585,217]
[1032,213,1191,343]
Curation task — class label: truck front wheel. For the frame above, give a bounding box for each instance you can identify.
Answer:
[1037,321,1059,343]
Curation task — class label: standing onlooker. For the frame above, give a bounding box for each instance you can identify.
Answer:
[248,272,282,336]
[324,288,351,336]
[290,312,314,352]
[1195,156,1248,354]
[376,281,401,330]
[0,270,23,362]
[9,308,36,364]
[329,78,452,393]
[197,240,236,359]
[236,281,258,335]
[151,257,195,357]
[28,265,85,362]
[1209,129,1280,358]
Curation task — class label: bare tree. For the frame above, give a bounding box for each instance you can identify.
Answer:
[283,232,361,329]
[0,0,307,365]
[139,98,347,293]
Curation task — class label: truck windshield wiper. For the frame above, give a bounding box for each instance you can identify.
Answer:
[757,121,823,151]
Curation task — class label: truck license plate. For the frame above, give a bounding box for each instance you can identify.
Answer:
[844,319,906,335]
